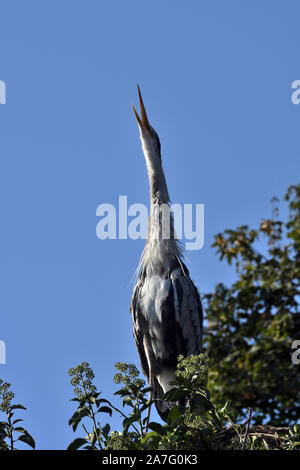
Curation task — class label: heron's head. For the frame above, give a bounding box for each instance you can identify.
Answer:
[132,85,161,163]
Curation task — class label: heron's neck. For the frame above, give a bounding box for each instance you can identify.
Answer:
[148,163,169,204]
[141,141,169,204]
[142,148,182,272]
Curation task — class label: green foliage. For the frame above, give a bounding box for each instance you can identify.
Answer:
[67,362,114,450]
[140,353,228,450]
[285,424,300,450]
[67,361,154,450]
[113,361,153,438]
[175,354,208,388]
[204,183,300,426]
[66,357,299,450]
[2,183,299,450]
[0,379,35,450]
[66,184,300,449]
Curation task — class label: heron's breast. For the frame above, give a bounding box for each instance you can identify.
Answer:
[139,274,172,360]
[140,274,171,323]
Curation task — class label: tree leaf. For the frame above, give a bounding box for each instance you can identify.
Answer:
[101,423,110,437]
[67,438,87,450]
[18,432,35,449]
[167,405,182,425]
[13,427,27,433]
[68,407,90,432]
[98,406,112,416]
[147,422,166,435]
[141,431,158,445]
[12,419,23,425]
[123,396,133,407]
[163,388,187,402]
[10,404,27,411]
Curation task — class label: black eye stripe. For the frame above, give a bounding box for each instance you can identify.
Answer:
[150,128,161,155]
[153,132,161,152]
[156,136,161,153]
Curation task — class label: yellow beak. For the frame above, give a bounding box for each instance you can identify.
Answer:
[132,84,151,133]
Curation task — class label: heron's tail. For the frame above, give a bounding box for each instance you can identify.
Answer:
[151,377,184,423]
[152,376,172,422]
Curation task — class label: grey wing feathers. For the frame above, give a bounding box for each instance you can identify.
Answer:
[170,266,203,355]
[130,263,203,422]
[130,281,150,380]
[130,263,203,372]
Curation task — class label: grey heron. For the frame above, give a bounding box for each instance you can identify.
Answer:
[130,86,203,422]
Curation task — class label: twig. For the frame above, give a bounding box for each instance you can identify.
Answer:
[79,374,102,449]
[103,399,140,435]
[81,422,102,450]
[82,423,89,435]
[242,408,252,448]
[248,432,289,440]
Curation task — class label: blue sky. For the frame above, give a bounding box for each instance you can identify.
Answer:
[0,1,299,449]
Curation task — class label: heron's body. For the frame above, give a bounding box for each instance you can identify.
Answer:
[130,87,203,421]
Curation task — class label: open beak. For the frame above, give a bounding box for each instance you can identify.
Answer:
[132,84,151,134]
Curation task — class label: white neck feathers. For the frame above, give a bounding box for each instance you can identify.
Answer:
[139,134,182,274]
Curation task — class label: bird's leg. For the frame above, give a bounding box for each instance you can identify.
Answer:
[145,390,153,434]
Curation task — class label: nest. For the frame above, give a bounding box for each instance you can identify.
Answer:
[214,424,291,449]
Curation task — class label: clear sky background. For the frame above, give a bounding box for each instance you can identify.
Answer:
[0,1,299,449]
